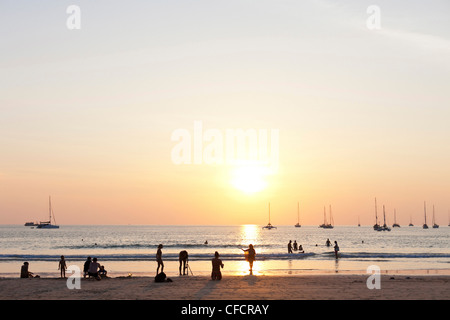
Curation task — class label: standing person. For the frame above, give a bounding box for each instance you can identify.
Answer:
[58,255,67,278]
[293,240,298,251]
[83,256,92,278]
[242,244,256,273]
[211,251,224,280]
[334,241,340,259]
[288,240,293,253]
[156,244,164,274]
[179,250,188,275]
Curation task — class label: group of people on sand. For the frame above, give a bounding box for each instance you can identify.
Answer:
[287,240,304,253]
[83,256,108,280]
[155,243,257,281]
[21,255,108,280]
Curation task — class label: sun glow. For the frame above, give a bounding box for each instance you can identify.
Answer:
[230,165,270,193]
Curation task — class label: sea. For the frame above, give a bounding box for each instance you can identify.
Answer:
[0,224,449,278]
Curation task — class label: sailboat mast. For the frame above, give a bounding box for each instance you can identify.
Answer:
[424,201,427,224]
[297,202,300,223]
[375,198,378,225]
[49,196,52,222]
[383,205,386,225]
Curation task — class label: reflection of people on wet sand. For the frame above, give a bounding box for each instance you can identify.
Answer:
[211,251,224,280]
[179,250,188,275]
[156,244,164,274]
[241,244,256,273]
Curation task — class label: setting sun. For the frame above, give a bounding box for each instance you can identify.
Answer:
[230,165,270,194]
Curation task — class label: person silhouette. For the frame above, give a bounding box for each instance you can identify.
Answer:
[58,255,67,278]
[211,251,224,280]
[242,244,256,274]
[334,241,340,259]
[288,240,293,253]
[156,244,164,274]
[179,250,188,275]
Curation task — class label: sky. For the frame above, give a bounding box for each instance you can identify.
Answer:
[1,0,449,225]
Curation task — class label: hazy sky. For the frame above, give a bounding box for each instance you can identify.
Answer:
[1,0,449,225]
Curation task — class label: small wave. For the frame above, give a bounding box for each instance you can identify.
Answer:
[339,252,450,259]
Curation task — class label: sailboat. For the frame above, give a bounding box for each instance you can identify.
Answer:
[262,203,276,230]
[295,202,301,228]
[378,205,391,231]
[432,205,439,228]
[373,198,382,231]
[423,201,428,229]
[408,215,414,227]
[358,216,361,227]
[36,196,59,229]
[392,209,400,228]
[319,205,333,229]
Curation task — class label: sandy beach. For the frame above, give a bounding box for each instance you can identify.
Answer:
[1,274,448,300]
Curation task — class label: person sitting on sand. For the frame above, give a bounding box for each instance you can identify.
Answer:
[58,255,67,278]
[20,262,34,278]
[211,251,224,280]
[88,257,101,280]
[179,250,189,275]
[156,244,164,274]
[83,256,91,278]
[242,244,256,273]
[99,265,108,278]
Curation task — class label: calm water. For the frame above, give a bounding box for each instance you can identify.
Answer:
[0,225,449,277]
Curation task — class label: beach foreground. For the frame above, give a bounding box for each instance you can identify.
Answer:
[1,274,448,300]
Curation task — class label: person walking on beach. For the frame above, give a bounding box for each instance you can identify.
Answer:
[211,251,224,280]
[242,244,256,273]
[334,241,340,259]
[288,240,293,253]
[83,256,91,278]
[58,255,67,278]
[179,250,188,275]
[156,244,164,274]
